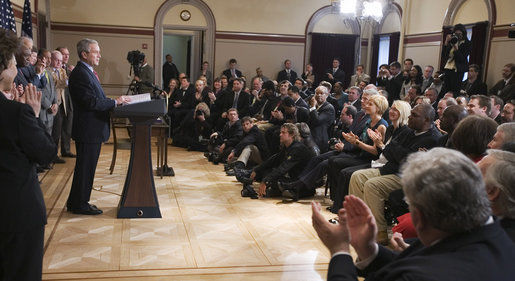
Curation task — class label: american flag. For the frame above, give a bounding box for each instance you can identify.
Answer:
[22,0,32,38]
[0,0,17,33]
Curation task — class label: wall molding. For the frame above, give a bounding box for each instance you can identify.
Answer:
[404,32,442,44]
[215,32,305,43]
[51,23,154,36]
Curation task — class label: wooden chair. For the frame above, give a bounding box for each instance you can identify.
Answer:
[109,116,132,174]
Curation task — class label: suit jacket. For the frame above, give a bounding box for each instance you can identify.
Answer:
[421,76,434,93]
[69,61,116,143]
[39,71,57,132]
[14,65,46,89]
[50,67,69,115]
[386,73,404,104]
[219,90,251,117]
[219,119,243,148]
[295,97,309,109]
[277,69,298,84]
[489,78,515,103]
[324,68,346,86]
[461,79,487,96]
[308,101,335,153]
[254,140,310,183]
[162,62,179,88]
[222,68,242,79]
[0,95,57,232]
[327,221,515,281]
[233,125,268,159]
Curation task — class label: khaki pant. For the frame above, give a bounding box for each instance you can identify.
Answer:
[349,168,402,232]
[228,145,263,166]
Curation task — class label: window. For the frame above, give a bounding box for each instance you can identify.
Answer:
[377,35,390,74]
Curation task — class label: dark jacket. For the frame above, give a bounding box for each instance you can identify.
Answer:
[0,95,57,232]
[69,61,116,143]
[328,221,515,281]
[254,141,310,183]
[379,125,441,175]
[233,125,268,159]
[219,119,243,148]
[441,39,471,73]
[489,78,515,103]
[308,102,335,153]
[461,79,488,96]
[277,69,298,84]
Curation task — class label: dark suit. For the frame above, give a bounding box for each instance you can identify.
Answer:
[277,69,298,84]
[461,79,487,96]
[324,68,346,86]
[162,62,179,90]
[0,95,57,280]
[308,102,335,153]
[67,61,117,212]
[222,68,242,79]
[328,221,515,281]
[254,141,310,183]
[14,65,46,88]
[441,39,471,93]
[489,78,515,103]
[386,73,404,105]
[219,90,251,117]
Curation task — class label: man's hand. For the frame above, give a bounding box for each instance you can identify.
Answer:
[210,132,218,139]
[227,151,235,161]
[221,112,228,119]
[50,103,59,115]
[208,92,216,102]
[173,101,181,108]
[309,96,317,108]
[250,171,256,180]
[116,95,131,105]
[312,201,351,255]
[133,76,141,82]
[327,73,334,80]
[258,182,267,197]
[334,141,344,152]
[343,195,378,260]
[390,232,410,252]
[219,143,226,154]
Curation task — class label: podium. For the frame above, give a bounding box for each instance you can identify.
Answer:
[112,99,167,218]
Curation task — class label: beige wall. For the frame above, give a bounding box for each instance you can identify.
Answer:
[45,0,514,94]
[312,14,354,34]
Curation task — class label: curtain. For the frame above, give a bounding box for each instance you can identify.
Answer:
[370,34,380,84]
[310,33,358,89]
[470,21,488,69]
[439,27,453,71]
[388,32,400,63]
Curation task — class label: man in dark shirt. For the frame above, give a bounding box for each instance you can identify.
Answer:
[162,54,179,91]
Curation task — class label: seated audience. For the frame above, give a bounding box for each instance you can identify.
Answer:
[489,63,514,102]
[348,103,441,244]
[490,95,504,124]
[312,148,515,281]
[467,94,491,117]
[400,65,423,100]
[501,100,514,123]
[488,122,515,149]
[451,115,498,162]
[479,149,515,242]
[460,64,487,96]
[307,86,336,152]
[172,102,212,151]
[207,108,242,164]
[247,123,310,198]
[227,116,268,175]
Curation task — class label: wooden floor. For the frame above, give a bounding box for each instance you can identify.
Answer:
[39,143,349,280]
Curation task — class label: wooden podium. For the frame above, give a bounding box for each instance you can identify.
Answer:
[112,99,167,218]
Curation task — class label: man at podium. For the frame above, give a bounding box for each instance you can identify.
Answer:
[67,38,130,215]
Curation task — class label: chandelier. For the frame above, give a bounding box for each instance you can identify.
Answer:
[339,0,385,23]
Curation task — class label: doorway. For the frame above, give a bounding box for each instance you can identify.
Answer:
[163,33,192,79]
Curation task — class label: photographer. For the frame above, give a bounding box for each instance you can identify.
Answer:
[172,102,212,151]
[133,56,155,95]
[441,23,471,95]
[206,108,243,164]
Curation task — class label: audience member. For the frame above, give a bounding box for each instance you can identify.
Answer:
[467,94,491,117]
[420,65,434,93]
[385,61,403,105]
[222,58,242,80]
[227,116,268,174]
[488,122,515,149]
[489,63,514,102]
[301,63,315,89]
[460,64,487,96]
[490,95,504,124]
[56,47,75,158]
[199,61,213,87]
[400,65,423,100]
[162,54,179,91]
[277,59,297,84]
[49,50,71,161]
[134,55,154,94]
[207,108,243,164]
[349,64,370,87]
[0,29,57,281]
[307,85,336,152]
[437,104,468,147]
[451,115,498,162]
[324,58,346,86]
[501,100,514,123]
[172,102,212,152]
[313,148,515,280]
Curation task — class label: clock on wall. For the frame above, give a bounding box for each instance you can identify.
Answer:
[180,10,191,21]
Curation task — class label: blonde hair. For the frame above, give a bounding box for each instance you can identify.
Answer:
[391,100,411,127]
[368,94,389,115]
[195,102,210,118]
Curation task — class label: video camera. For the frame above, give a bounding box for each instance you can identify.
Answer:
[127,50,145,76]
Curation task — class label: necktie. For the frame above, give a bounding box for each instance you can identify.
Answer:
[287,70,291,79]
[233,92,239,108]
[231,69,236,78]
[93,70,100,81]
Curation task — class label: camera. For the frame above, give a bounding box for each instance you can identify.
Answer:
[328,138,340,150]
[449,33,459,45]
[127,50,145,76]
[195,110,204,116]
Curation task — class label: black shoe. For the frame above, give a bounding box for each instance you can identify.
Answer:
[71,205,103,215]
[238,176,254,185]
[224,163,235,171]
[281,189,298,201]
[62,153,76,158]
[53,157,66,164]
[235,168,252,182]
[241,185,258,199]
[41,163,52,170]
[226,169,236,176]
[204,152,210,158]
[37,166,45,173]
[278,180,301,192]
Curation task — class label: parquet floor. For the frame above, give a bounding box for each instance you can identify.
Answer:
[40,143,352,280]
